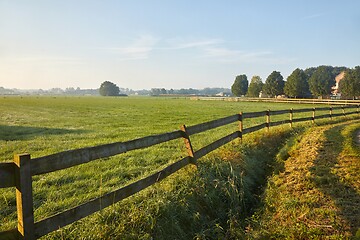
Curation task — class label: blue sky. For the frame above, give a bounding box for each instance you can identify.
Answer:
[1,0,359,90]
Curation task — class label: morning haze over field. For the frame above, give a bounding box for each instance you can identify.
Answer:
[1,1,359,90]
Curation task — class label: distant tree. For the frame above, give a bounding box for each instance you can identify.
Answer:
[99,81,120,96]
[308,66,335,98]
[263,71,284,97]
[284,68,309,98]
[231,74,248,97]
[247,76,263,97]
[339,66,360,99]
[150,88,161,96]
[160,88,167,95]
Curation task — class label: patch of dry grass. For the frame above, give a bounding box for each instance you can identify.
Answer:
[247,120,360,239]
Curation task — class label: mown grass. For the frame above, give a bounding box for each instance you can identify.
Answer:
[0,96,356,239]
[247,120,360,239]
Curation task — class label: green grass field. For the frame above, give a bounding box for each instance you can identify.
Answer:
[0,96,356,239]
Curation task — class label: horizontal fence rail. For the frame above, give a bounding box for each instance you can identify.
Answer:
[190,97,360,105]
[186,114,239,135]
[0,104,359,239]
[30,130,184,176]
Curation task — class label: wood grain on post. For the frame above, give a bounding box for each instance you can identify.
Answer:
[312,108,315,124]
[14,154,35,240]
[180,125,196,165]
[266,110,270,131]
[238,112,243,142]
[329,106,332,120]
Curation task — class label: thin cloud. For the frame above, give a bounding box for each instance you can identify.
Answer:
[165,38,223,50]
[202,47,295,64]
[203,47,244,58]
[108,35,159,60]
[302,13,324,20]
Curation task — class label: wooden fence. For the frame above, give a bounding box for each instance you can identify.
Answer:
[190,96,360,105]
[0,105,359,239]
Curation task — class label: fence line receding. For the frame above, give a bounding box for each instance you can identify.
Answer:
[0,104,359,239]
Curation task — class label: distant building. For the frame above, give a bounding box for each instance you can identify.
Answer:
[259,91,270,98]
[331,71,345,95]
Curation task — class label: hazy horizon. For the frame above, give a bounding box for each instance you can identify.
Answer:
[1,1,359,90]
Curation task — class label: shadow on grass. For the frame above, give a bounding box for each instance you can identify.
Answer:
[310,124,360,236]
[0,125,86,141]
[148,129,296,239]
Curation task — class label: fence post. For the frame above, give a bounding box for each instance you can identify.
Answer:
[289,108,293,128]
[329,106,332,120]
[14,153,35,240]
[312,108,315,124]
[266,110,270,131]
[238,112,243,142]
[180,125,196,165]
[342,105,345,117]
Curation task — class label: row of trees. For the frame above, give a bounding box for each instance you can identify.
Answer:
[150,87,230,96]
[339,66,360,99]
[231,65,359,99]
[99,81,232,96]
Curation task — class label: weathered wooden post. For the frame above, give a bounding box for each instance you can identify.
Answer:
[289,108,293,128]
[312,108,315,124]
[14,153,35,240]
[238,112,243,143]
[180,125,196,166]
[342,105,345,117]
[266,110,270,131]
[329,106,332,120]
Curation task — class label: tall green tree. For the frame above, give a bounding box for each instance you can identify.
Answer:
[339,66,360,99]
[99,81,120,96]
[247,76,263,97]
[263,71,284,97]
[304,67,317,79]
[284,68,309,98]
[308,66,335,98]
[231,74,248,97]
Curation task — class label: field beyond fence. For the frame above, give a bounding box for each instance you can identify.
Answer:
[0,104,359,239]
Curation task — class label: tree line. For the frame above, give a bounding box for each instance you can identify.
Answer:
[231,65,360,99]
[99,81,231,96]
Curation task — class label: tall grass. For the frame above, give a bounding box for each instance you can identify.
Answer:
[0,96,350,238]
[39,126,295,239]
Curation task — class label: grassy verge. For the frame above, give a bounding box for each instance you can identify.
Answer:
[41,126,295,239]
[247,120,360,239]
